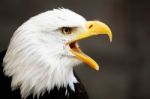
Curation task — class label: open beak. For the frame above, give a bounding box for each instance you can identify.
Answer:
[67,21,112,70]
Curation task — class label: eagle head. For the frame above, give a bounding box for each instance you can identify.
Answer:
[3,8,112,98]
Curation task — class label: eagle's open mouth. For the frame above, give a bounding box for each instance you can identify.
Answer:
[69,41,81,53]
[68,39,100,70]
[67,21,112,70]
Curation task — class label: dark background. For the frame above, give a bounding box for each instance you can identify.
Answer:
[0,0,150,99]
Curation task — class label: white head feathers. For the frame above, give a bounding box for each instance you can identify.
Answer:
[3,8,87,98]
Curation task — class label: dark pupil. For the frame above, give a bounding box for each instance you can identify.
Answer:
[65,28,70,33]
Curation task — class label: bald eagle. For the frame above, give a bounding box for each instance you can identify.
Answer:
[0,8,112,99]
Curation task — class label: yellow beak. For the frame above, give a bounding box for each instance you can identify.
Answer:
[67,21,112,70]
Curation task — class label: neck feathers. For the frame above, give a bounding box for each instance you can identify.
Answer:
[3,49,78,98]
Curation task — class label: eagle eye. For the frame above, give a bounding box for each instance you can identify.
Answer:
[61,27,72,34]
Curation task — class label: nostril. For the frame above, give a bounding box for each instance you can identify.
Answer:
[89,24,93,29]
